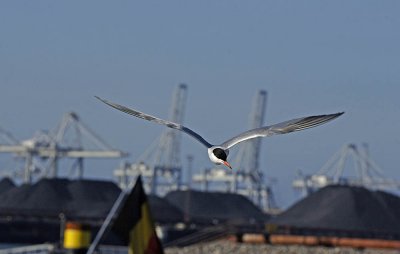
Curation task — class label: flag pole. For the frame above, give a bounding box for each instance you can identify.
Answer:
[86,178,136,254]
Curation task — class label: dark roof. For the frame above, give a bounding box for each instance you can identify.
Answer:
[165,190,269,225]
[271,185,400,234]
[0,178,15,193]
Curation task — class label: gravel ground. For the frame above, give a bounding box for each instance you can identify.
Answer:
[165,241,400,254]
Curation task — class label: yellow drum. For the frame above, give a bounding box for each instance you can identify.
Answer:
[63,222,91,252]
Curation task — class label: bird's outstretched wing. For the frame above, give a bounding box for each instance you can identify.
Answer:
[95,96,213,148]
[220,112,344,149]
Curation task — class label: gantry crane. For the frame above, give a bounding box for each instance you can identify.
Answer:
[0,112,127,183]
[292,143,400,196]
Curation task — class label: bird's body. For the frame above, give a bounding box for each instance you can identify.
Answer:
[95,96,343,169]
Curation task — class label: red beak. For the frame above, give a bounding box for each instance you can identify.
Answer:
[223,161,232,169]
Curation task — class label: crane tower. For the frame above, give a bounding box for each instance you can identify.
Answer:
[114,84,188,195]
[192,90,277,211]
[233,90,267,185]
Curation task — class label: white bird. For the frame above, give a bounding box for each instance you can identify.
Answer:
[95,96,343,169]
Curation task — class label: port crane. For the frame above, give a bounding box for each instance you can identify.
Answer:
[292,143,400,196]
[0,112,127,183]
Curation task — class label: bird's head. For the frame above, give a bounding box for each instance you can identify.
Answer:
[208,147,232,169]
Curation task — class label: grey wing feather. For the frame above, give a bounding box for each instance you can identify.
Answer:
[220,112,344,149]
[95,96,213,148]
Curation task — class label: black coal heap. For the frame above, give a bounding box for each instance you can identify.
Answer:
[148,195,183,223]
[0,178,120,219]
[0,178,184,223]
[0,178,15,193]
[165,190,269,225]
[271,185,400,234]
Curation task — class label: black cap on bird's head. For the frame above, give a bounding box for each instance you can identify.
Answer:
[212,148,232,169]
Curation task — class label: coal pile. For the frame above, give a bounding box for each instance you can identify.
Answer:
[0,178,186,244]
[0,178,121,220]
[165,190,269,226]
[0,178,184,223]
[148,195,184,224]
[270,185,400,235]
[0,178,15,193]
[0,178,271,244]
[0,178,267,226]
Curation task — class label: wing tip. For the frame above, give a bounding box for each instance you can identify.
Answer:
[94,96,114,107]
[94,95,105,102]
[333,111,345,118]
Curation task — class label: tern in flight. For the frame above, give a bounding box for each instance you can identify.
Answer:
[95,96,343,169]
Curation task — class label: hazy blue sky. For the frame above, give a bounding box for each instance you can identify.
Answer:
[1,1,399,207]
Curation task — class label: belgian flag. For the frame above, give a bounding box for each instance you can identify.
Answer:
[111,176,164,254]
